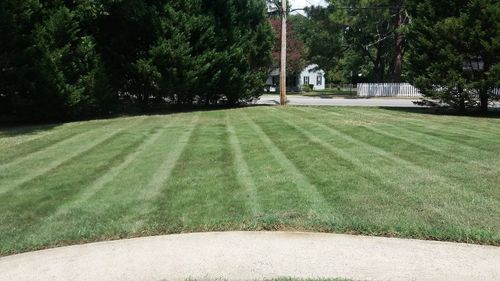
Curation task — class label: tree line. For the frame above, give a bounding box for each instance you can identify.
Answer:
[0,0,273,120]
[292,0,499,112]
[1,0,499,120]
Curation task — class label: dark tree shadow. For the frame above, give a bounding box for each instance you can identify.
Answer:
[378,106,500,119]
[0,123,61,137]
[0,104,274,136]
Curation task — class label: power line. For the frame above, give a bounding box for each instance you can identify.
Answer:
[303,0,316,7]
[332,5,406,12]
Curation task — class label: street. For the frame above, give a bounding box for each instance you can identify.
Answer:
[257,94,423,107]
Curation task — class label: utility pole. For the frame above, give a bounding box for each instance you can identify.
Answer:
[280,0,287,106]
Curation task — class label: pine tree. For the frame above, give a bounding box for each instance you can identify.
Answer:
[1,0,274,119]
[0,0,112,120]
[407,0,500,112]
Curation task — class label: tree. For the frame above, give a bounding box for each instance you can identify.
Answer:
[407,0,500,112]
[95,0,273,107]
[270,17,306,74]
[292,6,346,83]
[390,0,406,82]
[0,0,112,120]
[332,0,411,82]
[0,0,41,117]
[1,0,274,120]
[291,1,410,84]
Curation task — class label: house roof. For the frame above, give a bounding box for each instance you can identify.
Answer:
[270,68,280,76]
[269,64,324,77]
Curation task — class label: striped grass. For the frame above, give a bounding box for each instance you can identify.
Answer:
[0,107,499,255]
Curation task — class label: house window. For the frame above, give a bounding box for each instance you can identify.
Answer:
[317,75,322,86]
[303,76,310,85]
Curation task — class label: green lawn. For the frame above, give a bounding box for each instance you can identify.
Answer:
[302,88,357,97]
[1,106,499,255]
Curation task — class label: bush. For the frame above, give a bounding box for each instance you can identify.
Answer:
[302,84,312,92]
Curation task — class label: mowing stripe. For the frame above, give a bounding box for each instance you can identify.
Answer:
[296,107,500,197]
[139,114,199,201]
[52,124,172,214]
[0,120,99,151]
[337,106,500,134]
[291,107,440,172]
[20,114,191,243]
[401,118,500,144]
[280,107,499,206]
[271,110,447,218]
[226,113,260,216]
[0,126,64,150]
[336,107,500,144]
[0,118,144,196]
[240,111,328,212]
[124,114,200,230]
[0,118,123,168]
[405,121,500,146]
[376,109,500,135]
[379,121,494,156]
[302,106,491,156]
[0,120,122,165]
[362,125,498,171]
[268,108,500,220]
[0,129,91,169]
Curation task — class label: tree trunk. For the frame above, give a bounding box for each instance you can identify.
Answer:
[459,96,465,113]
[391,1,404,82]
[458,86,465,113]
[479,88,489,113]
[374,48,384,82]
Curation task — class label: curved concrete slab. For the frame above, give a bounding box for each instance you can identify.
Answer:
[0,231,499,281]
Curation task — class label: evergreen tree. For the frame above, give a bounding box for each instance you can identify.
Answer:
[1,0,273,120]
[0,0,112,120]
[407,0,500,112]
[95,0,273,107]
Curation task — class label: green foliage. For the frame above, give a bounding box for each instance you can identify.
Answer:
[0,0,273,120]
[271,16,307,75]
[407,0,500,112]
[0,0,113,120]
[302,84,312,92]
[294,0,405,84]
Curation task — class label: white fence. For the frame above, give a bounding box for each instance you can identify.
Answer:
[357,83,422,97]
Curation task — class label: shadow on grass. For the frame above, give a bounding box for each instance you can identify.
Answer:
[0,122,61,137]
[0,104,273,136]
[379,106,500,119]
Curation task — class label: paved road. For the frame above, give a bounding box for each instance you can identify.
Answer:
[257,94,424,107]
[1,231,499,281]
[257,94,500,109]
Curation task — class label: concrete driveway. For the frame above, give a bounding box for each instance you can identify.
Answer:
[1,231,499,281]
[257,94,423,107]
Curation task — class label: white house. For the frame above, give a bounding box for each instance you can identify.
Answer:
[299,64,326,90]
[266,64,326,92]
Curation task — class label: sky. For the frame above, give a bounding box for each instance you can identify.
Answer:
[289,0,328,15]
[290,0,328,10]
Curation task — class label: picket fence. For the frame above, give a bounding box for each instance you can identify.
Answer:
[357,83,422,97]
